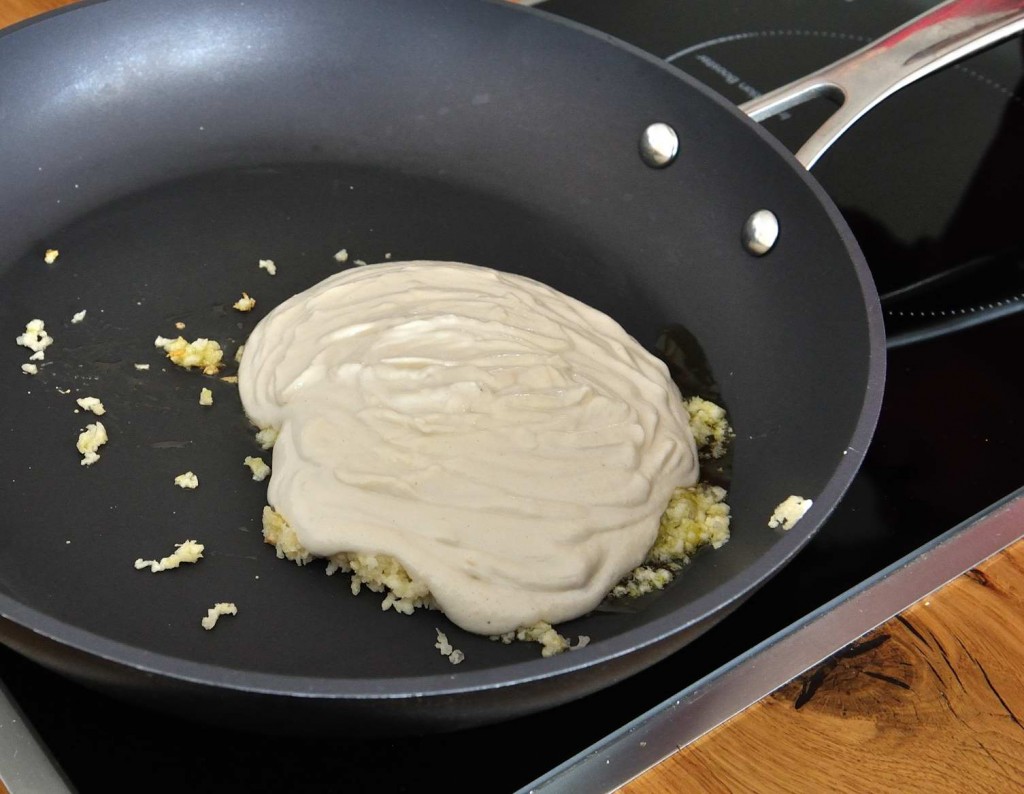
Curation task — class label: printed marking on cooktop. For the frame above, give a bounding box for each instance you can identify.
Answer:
[665,31,871,116]
[664,30,869,64]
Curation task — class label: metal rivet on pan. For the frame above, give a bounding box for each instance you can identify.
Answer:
[639,122,679,168]
[742,210,779,256]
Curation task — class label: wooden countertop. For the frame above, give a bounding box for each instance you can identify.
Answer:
[624,535,1024,793]
[1,0,69,27]
[4,3,1024,793]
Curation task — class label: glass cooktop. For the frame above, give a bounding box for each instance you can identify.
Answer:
[1,1,1022,791]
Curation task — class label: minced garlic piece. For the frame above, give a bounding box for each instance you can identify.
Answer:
[134,363,150,371]
[76,397,105,415]
[685,396,734,460]
[434,629,464,665]
[174,321,186,330]
[255,426,278,449]
[21,363,38,375]
[258,259,277,275]
[199,387,214,406]
[263,507,437,613]
[234,344,245,363]
[651,483,731,562]
[220,375,239,384]
[134,539,204,572]
[769,495,813,530]
[233,292,256,312]
[44,249,59,264]
[201,602,238,630]
[16,319,53,358]
[244,455,270,482]
[490,623,573,657]
[610,483,731,599]
[174,471,199,489]
[154,335,224,375]
[76,422,108,466]
[71,310,87,324]
[333,249,349,263]
[262,506,314,566]
[354,259,367,267]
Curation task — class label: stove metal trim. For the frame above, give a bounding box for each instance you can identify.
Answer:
[521,486,1024,794]
[0,679,74,794]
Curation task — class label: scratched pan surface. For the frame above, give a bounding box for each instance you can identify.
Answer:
[0,0,882,734]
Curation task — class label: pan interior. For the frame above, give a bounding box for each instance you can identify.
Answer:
[0,0,879,697]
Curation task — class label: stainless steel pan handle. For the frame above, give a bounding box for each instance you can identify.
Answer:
[741,0,1024,169]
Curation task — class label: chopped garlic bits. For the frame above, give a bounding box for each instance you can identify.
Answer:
[199,387,214,406]
[684,396,734,460]
[134,363,150,371]
[13,315,51,377]
[76,397,106,415]
[174,471,200,489]
[44,249,59,264]
[244,455,270,482]
[16,319,53,359]
[232,292,256,312]
[258,259,277,275]
[76,422,108,466]
[201,602,238,630]
[769,495,814,530]
[333,249,349,263]
[434,629,465,665]
[134,540,205,572]
[71,310,87,324]
[154,335,224,375]
[254,427,278,450]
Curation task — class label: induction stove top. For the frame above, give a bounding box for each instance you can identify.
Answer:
[1,2,1022,792]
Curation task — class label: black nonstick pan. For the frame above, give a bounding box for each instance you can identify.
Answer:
[1,0,1020,735]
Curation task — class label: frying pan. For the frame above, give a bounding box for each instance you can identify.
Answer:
[0,0,1020,735]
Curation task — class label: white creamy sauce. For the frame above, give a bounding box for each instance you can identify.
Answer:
[238,261,698,634]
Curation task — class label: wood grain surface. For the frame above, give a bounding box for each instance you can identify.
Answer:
[0,0,72,29]
[622,540,1024,793]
